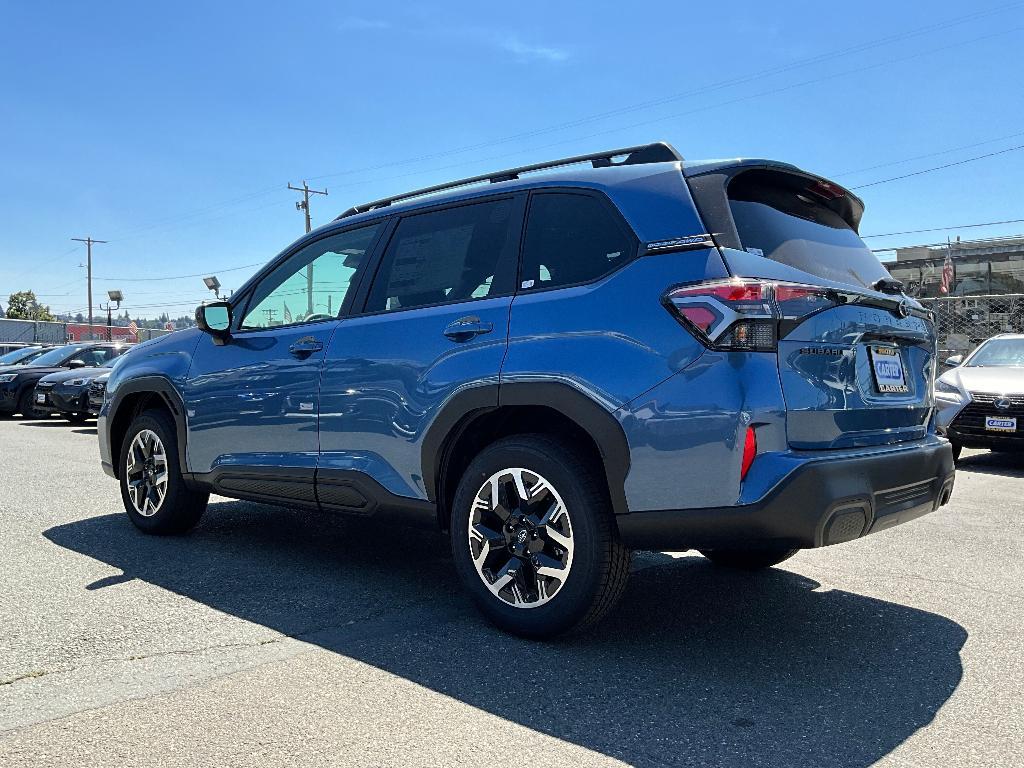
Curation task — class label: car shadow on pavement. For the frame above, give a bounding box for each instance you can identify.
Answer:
[955,450,1024,478]
[45,503,967,768]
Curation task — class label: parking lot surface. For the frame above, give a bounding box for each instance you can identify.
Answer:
[0,417,1021,767]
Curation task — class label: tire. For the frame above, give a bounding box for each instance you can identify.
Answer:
[450,434,631,638]
[950,441,963,462]
[65,412,88,424]
[699,547,798,570]
[118,409,208,534]
[16,389,39,419]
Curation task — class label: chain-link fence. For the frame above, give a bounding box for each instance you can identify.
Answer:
[0,317,172,345]
[921,294,1024,358]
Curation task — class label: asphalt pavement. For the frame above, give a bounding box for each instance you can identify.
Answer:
[0,416,1021,767]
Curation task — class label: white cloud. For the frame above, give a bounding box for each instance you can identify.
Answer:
[499,35,570,63]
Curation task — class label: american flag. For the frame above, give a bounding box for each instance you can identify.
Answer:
[128,320,139,338]
[939,251,954,295]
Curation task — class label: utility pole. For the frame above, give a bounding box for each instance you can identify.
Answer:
[71,236,108,340]
[288,181,328,316]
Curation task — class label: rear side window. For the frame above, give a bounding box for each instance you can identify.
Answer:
[520,192,635,290]
[365,199,517,313]
[728,169,889,290]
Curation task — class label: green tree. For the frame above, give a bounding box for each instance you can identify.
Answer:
[5,290,56,322]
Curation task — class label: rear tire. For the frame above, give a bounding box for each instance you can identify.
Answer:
[118,409,208,535]
[699,547,798,570]
[450,434,631,638]
[65,412,88,424]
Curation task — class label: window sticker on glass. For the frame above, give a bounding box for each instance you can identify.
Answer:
[745,246,764,257]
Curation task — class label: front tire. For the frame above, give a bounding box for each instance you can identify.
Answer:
[118,409,208,534]
[950,441,963,462]
[450,435,631,638]
[16,389,39,419]
[699,547,798,570]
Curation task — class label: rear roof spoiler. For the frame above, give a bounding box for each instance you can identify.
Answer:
[683,159,864,233]
[338,141,683,218]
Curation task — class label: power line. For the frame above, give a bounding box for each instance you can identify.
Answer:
[91,261,263,282]
[833,129,1024,177]
[40,1,1022,252]
[870,232,1024,253]
[862,218,1024,238]
[303,2,1024,184]
[850,144,1024,189]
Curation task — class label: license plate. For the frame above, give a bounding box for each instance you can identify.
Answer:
[868,346,908,394]
[36,393,46,404]
[985,416,1017,432]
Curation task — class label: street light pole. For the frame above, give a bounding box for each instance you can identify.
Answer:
[71,236,108,340]
[100,290,123,342]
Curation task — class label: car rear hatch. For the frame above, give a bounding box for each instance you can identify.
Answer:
[682,161,935,450]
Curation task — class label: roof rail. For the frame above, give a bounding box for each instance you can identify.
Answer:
[337,141,683,219]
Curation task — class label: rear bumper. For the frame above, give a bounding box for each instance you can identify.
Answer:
[616,437,955,551]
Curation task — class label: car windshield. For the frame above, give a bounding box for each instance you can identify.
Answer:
[27,345,90,367]
[966,338,1024,367]
[0,348,41,365]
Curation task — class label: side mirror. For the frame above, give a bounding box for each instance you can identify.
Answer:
[196,301,232,344]
[66,359,86,369]
[943,354,963,367]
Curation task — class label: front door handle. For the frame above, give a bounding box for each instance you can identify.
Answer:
[289,336,324,358]
[443,316,493,342]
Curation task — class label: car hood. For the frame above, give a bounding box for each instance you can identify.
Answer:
[38,367,109,385]
[938,366,1024,395]
[0,365,63,377]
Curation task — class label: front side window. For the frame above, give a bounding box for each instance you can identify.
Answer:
[241,223,382,330]
[520,192,635,291]
[30,344,91,367]
[364,198,516,313]
[70,347,117,366]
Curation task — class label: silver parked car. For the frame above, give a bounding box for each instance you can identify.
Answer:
[935,334,1024,460]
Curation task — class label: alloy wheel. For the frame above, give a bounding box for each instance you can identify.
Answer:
[125,429,169,517]
[467,467,574,609]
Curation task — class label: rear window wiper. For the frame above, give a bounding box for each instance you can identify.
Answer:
[872,277,905,295]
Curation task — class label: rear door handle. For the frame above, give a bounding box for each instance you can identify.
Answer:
[289,336,324,358]
[443,316,493,342]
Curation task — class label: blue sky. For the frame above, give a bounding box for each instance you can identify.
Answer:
[1,1,1023,319]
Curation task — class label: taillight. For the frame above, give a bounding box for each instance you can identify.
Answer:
[663,279,838,351]
[740,426,757,480]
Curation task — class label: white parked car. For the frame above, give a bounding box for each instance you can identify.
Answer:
[934,334,1024,460]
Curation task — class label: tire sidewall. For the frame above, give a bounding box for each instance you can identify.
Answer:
[118,410,191,533]
[450,437,608,637]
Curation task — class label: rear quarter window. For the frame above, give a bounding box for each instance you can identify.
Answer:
[728,169,889,290]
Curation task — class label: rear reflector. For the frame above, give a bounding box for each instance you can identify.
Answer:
[741,426,757,480]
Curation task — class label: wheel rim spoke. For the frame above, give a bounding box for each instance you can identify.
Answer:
[124,429,168,518]
[468,467,574,610]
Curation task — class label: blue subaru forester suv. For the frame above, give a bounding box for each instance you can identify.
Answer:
[99,142,955,637]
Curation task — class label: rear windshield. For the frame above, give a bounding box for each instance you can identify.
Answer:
[728,169,889,290]
[0,348,40,365]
